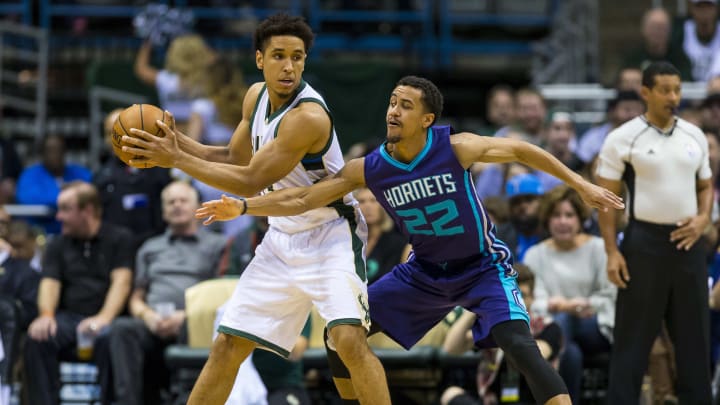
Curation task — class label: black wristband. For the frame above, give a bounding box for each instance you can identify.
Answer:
[239,197,247,215]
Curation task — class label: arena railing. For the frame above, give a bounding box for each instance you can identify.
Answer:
[538,82,708,126]
[438,0,559,68]
[0,1,32,25]
[307,0,435,68]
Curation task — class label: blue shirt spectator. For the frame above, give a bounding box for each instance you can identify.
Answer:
[16,135,92,234]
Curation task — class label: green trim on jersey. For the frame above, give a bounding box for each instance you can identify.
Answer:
[265,80,308,123]
[249,84,266,130]
[297,97,335,171]
[217,325,290,358]
[330,200,367,282]
[298,97,334,159]
[327,318,363,329]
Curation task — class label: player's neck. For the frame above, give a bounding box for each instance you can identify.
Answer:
[390,130,428,164]
[268,94,292,115]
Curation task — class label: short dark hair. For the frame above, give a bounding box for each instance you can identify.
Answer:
[253,13,314,53]
[486,84,514,103]
[607,90,642,111]
[642,61,681,89]
[396,76,444,125]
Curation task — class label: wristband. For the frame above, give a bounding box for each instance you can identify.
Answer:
[238,197,247,215]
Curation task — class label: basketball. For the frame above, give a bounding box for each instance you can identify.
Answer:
[111,104,170,165]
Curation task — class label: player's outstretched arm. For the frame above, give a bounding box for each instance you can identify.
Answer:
[196,158,366,223]
[451,133,624,211]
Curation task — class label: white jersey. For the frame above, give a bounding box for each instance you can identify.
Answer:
[249,81,356,234]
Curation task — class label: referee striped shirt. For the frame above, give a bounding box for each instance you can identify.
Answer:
[596,115,711,225]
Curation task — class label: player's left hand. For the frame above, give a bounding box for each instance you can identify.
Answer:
[195,194,246,225]
[122,111,179,168]
[577,181,624,212]
[670,214,709,251]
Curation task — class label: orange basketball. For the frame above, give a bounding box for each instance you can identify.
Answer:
[111,104,170,166]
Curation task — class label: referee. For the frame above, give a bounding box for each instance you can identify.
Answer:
[596,61,713,404]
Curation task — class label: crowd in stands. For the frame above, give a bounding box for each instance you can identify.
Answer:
[4,2,720,405]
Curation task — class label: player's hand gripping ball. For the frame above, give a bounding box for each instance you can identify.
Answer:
[111,104,172,166]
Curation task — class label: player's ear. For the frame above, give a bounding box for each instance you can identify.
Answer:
[639,85,650,103]
[422,113,435,129]
[256,49,263,70]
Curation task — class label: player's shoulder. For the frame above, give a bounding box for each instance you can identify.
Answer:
[449,131,484,144]
[245,82,265,102]
[284,98,331,126]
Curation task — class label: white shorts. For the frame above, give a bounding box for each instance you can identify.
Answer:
[218,216,370,357]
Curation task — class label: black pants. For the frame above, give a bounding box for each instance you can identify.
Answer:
[23,311,111,405]
[100,316,174,405]
[608,220,712,404]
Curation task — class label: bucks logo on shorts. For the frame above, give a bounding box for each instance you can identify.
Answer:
[357,293,370,325]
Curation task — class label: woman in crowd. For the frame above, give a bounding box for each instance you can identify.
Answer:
[523,185,616,404]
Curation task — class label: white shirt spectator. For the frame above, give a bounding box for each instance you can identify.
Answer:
[524,236,616,342]
[190,98,235,145]
[155,70,195,122]
[684,20,720,81]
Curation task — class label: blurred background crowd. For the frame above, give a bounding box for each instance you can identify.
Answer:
[1,0,720,404]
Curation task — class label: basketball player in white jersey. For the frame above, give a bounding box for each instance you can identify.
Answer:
[121,13,391,405]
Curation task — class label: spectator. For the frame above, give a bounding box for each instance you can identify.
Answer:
[186,57,247,146]
[24,181,133,405]
[0,138,23,205]
[577,90,645,164]
[101,180,225,405]
[186,57,251,236]
[524,185,615,403]
[441,264,563,405]
[708,75,720,93]
[597,61,712,404]
[474,132,533,199]
[134,35,215,132]
[480,84,515,135]
[677,0,720,82]
[94,108,171,251]
[497,173,546,262]
[354,187,410,284]
[0,220,40,329]
[679,105,704,128]
[702,92,720,132]
[16,134,92,234]
[537,111,583,192]
[496,88,547,145]
[0,207,10,256]
[616,67,643,94]
[622,7,693,80]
